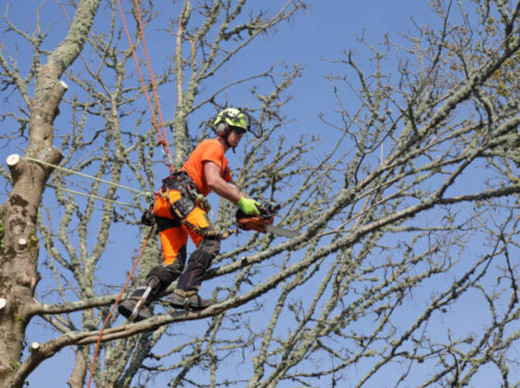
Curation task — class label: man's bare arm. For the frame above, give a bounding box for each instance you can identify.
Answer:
[204,161,243,204]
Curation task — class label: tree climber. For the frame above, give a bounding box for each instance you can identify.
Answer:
[118,108,261,320]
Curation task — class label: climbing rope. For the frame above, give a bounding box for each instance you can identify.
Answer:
[115,0,175,173]
[132,0,170,152]
[23,156,152,198]
[45,184,140,209]
[87,1,177,386]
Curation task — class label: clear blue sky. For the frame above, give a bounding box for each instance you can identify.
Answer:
[252,0,434,134]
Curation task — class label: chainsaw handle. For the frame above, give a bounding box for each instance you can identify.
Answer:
[256,202,280,218]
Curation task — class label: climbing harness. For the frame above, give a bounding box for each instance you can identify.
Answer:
[161,171,210,212]
[158,171,234,240]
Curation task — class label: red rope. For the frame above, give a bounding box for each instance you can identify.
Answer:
[87,2,175,385]
[86,225,154,388]
[132,0,173,172]
[115,0,175,172]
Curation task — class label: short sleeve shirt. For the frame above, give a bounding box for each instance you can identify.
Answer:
[181,139,232,196]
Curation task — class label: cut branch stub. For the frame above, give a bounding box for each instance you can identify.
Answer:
[6,154,24,183]
[30,342,41,353]
[6,154,22,167]
[17,239,27,249]
[6,154,21,168]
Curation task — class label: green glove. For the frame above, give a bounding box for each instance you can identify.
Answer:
[238,197,261,215]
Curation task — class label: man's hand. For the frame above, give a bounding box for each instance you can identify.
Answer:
[237,197,261,215]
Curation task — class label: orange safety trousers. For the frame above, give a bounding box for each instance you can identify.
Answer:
[153,190,210,265]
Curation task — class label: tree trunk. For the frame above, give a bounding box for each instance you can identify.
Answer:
[0,151,62,386]
[0,1,101,386]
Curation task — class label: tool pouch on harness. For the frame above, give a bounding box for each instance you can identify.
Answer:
[171,196,196,220]
[160,171,198,222]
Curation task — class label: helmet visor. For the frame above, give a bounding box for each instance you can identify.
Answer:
[243,111,262,138]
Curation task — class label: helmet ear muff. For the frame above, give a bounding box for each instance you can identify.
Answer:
[216,122,228,135]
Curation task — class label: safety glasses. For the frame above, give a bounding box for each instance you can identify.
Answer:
[232,126,247,135]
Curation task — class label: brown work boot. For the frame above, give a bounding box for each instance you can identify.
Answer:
[169,289,214,311]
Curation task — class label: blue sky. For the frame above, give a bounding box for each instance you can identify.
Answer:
[1,0,436,152]
[255,0,435,131]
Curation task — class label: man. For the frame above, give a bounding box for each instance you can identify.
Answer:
[118,107,261,320]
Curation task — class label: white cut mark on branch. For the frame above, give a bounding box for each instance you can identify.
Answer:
[18,239,27,249]
[6,154,21,167]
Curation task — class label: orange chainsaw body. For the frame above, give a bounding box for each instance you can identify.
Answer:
[237,214,274,233]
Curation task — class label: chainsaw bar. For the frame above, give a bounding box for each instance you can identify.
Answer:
[265,224,299,238]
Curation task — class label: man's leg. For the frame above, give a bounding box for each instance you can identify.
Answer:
[170,207,221,311]
[118,226,187,320]
[176,237,220,291]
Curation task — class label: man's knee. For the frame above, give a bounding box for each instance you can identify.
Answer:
[146,264,180,285]
[199,236,221,256]
[188,237,220,272]
[146,248,187,297]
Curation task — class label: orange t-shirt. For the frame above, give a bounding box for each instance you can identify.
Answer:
[181,139,232,196]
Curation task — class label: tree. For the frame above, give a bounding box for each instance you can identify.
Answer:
[0,0,102,385]
[2,0,520,387]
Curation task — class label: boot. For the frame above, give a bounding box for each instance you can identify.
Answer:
[169,289,214,311]
[118,276,160,321]
[118,295,153,321]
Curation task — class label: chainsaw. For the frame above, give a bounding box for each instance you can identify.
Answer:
[236,202,299,238]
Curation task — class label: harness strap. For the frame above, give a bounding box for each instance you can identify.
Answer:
[158,190,229,239]
[149,171,236,239]
[162,171,211,212]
